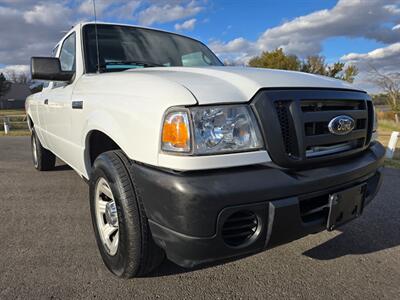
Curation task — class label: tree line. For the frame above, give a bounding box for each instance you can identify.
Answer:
[247,48,358,83]
[0,71,31,99]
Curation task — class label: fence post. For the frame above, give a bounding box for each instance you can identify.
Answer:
[3,117,10,135]
[385,131,400,159]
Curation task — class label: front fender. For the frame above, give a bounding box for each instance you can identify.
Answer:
[82,110,130,175]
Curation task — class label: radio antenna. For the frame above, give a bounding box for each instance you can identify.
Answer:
[92,0,101,73]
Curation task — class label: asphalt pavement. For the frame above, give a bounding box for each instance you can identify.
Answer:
[0,136,399,299]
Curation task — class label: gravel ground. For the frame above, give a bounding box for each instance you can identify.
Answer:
[0,136,399,299]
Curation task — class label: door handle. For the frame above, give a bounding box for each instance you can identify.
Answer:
[72,100,83,109]
[44,99,48,105]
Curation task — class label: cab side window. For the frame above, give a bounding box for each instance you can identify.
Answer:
[59,33,76,72]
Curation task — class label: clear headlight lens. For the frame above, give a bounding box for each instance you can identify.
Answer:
[161,105,264,155]
[190,105,263,154]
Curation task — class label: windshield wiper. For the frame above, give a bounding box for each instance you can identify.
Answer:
[99,60,163,71]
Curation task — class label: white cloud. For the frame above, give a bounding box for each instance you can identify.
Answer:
[23,3,72,26]
[137,1,203,26]
[341,43,400,73]
[340,43,400,93]
[174,18,196,30]
[0,65,30,79]
[212,0,400,63]
[78,0,119,15]
[108,1,142,19]
[78,0,141,19]
[0,0,207,66]
[0,3,71,66]
[211,38,252,53]
[385,4,400,14]
[0,65,30,73]
[78,0,205,25]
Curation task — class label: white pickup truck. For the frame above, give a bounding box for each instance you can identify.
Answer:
[26,22,385,278]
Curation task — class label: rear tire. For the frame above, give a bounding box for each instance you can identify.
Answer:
[89,150,164,278]
[31,129,56,171]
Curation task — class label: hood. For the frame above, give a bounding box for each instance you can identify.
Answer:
[125,66,362,105]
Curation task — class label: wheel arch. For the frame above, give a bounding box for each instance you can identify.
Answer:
[81,107,160,179]
[84,130,126,174]
[27,114,34,131]
[82,109,132,177]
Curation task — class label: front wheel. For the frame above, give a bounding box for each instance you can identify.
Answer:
[31,129,56,171]
[89,150,164,278]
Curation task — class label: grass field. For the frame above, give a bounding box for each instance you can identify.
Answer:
[0,109,29,135]
[0,130,31,137]
[377,119,400,164]
[0,109,26,117]
[385,158,400,169]
[378,119,400,134]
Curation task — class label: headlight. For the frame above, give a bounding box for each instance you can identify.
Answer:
[191,105,264,154]
[161,105,264,155]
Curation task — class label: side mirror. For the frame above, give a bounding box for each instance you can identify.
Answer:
[31,57,74,82]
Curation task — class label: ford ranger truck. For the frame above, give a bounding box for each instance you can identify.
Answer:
[26,22,385,278]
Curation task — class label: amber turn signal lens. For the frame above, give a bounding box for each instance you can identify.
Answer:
[161,111,191,152]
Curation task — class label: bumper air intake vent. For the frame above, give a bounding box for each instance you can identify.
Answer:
[222,210,258,247]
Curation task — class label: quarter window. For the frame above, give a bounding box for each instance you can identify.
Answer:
[59,33,76,72]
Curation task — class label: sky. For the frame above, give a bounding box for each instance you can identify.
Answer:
[0,0,399,92]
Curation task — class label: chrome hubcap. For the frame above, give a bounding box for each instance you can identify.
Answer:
[105,202,118,227]
[95,178,119,256]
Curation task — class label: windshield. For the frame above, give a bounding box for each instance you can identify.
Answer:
[82,24,223,73]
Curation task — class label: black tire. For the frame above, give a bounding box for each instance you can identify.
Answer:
[89,150,164,278]
[31,129,56,171]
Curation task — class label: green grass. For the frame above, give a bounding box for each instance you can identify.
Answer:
[0,109,29,136]
[0,109,26,117]
[0,130,30,137]
[378,119,400,133]
[385,158,400,169]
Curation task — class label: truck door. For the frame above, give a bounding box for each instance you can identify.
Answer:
[33,45,60,149]
[35,83,54,149]
[43,32,77,165]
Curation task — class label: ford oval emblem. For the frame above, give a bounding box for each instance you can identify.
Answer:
[328,115,355,135]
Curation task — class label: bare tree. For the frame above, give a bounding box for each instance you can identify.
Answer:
[369,66,400,123]
[15,73,30,84]
[6,70,18,83]
[5,70,30,84]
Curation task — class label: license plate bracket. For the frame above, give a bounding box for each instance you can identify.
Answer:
[327,184,366,231]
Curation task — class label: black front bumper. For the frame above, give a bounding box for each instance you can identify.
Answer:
[130,142,385,268]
